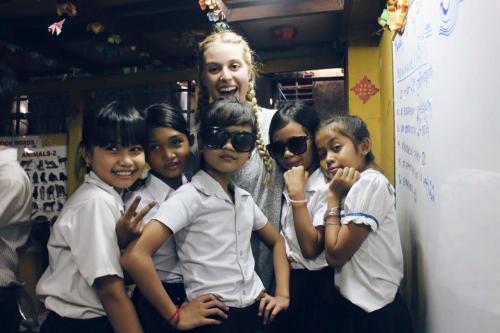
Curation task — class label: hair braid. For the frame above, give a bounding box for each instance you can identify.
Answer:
[247,86,273,177]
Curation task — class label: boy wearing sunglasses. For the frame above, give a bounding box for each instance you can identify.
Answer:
[121,99,290,332]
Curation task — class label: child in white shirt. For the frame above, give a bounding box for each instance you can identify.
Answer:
[36,101,147,333]
[121,98,290,332]
[316,115,412,333]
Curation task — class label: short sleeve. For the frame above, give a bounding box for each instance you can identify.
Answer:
[61,198,123,286]
[310,187,328,227]
[253,201,268,231]
[342,172,395,232]
[152,185,198,234]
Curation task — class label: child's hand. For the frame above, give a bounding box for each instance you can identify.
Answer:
[257,292,290,325]
[116,196,156,249]
[283,165,309,199]
[176,294,229,330]
[328,167,360,199]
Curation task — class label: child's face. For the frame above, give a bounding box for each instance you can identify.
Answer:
[202,42,250,101]
[147,127,191,181]
[315,126,369,180]
[200,124,253,178]
[271,121,314,171]
[84,144,145,189]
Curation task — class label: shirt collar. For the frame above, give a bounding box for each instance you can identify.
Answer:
[146,172,187,202]
[0,147,18,166]
[305,168,328,192]
[191,170,248,202]
[84,171,124,206]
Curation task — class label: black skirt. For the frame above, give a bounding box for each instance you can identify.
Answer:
[338,292,413,333]
[132,281,186,333]
[39,311,114,333]
[277,267,340,333]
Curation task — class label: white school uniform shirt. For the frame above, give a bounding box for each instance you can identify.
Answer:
[124,172,187,283]
[152,170,267,308]
[281,168,329,270]
[0,147,32,287]
[36,171,124,319]
[334,169,404,313]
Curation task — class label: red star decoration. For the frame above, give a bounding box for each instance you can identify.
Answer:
[350,75,379,103]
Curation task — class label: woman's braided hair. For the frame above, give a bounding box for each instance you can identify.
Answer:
[196,30,274,177]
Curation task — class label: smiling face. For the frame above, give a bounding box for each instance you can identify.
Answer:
[271,121,314,172]
[200,124,253,180]
[315,126,370,180]
[201,42,250,101]
[147,127,191,185]
[84,144,145,189]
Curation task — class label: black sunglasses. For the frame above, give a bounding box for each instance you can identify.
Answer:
[267,136,309,159]
[200,126,256,153]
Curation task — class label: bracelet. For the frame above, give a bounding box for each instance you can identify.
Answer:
[325,220,341,226]
[323,207,341,221]
[289,198,307,205]
[168,307,180,328]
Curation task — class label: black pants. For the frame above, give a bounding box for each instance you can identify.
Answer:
[277,267,340,333]
[40,311,114,333]
[190,301,283,333]
[132,282,186,333]
[338,293,413,333]
[0,287,22,333]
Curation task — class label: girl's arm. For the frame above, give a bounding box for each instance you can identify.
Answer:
[324,167,370,267]
[284,166,324,258]
[256,223,290,324]
[94,275,143,333]
[121,220,228,330]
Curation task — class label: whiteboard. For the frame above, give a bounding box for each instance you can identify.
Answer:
[393,1,500,332]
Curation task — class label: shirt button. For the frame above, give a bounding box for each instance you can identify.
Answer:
[237,230,241,235]
[239,250,243,257]
[242,290,246,295]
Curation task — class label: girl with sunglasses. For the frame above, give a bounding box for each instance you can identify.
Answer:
[121,98,290,332]
[267,102,339,333]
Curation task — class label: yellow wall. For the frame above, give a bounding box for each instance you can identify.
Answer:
[347,30,395,184]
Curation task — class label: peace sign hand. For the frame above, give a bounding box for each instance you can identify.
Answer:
[116,196,156,249]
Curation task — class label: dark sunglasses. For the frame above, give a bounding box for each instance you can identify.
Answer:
[267,136,309,159]
[200,126,256,153]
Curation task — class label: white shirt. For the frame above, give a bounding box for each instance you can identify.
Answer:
[153,170,267,308]
[0,147,32,287]
[335,169,404,313]
[281,168,329,270]
[124,172,186,283]
[36,172,124,319]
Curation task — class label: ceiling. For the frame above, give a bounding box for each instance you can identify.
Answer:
[0,0,384,84]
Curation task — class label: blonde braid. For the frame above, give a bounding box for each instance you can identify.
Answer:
[195,83,211,127]
[247,86,274,180]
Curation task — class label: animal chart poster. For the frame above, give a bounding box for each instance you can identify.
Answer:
[20,145,68,223]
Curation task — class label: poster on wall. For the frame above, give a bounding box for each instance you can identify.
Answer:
[0,135,68,224]
[21,145,68,224]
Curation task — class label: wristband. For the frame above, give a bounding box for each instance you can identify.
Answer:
[323,207,341,221]
[289,198,307,205]
[168,307,180,328]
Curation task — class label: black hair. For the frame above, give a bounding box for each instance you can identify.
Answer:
[268,101,319,143]
[78,101,146,177]
[81,101,147,151]
[319,115,375,165]
[0,63,19,120]
[143,103,191,140]
[199,97,257,135]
